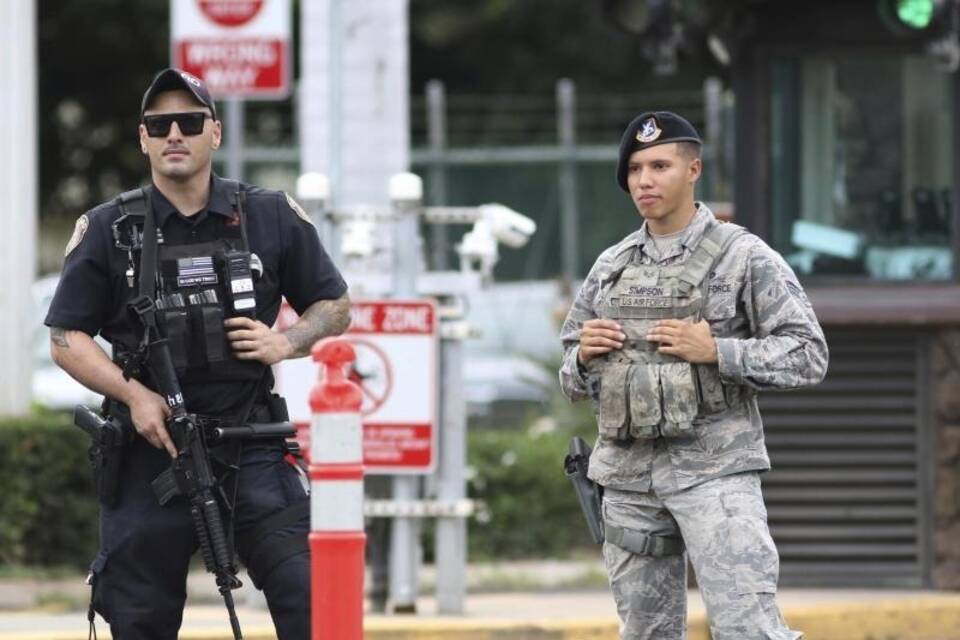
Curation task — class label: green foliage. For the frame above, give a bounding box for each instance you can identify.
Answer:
[0,412,98,570]
[466,379,599,560]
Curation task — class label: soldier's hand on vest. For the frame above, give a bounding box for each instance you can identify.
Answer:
[646,319,718,364]
[128,385,176,457]
[578,319,626,365]
[225,317,294,366]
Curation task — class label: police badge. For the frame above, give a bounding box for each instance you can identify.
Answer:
[285,192,314,225]
[636,117,662,143]
[65,214,89,256]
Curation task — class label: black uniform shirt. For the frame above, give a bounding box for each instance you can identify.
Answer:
[45,175,348,416]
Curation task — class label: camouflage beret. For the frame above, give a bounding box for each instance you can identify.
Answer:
[616,111,702,191]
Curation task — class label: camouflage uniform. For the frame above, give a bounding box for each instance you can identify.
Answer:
[559,203,828,640]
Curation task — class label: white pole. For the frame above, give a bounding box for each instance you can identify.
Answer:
[0,0,37,415]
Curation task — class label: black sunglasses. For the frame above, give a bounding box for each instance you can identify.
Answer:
[142,112,212,137]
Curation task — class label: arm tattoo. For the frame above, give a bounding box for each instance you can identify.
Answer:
[283,293,352,358]
[51,327,70,349]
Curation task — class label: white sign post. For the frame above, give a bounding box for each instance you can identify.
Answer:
[171,0,291,99]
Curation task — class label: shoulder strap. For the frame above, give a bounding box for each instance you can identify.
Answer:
[676,222,746,297]
[138,188,159,299]
[222,179,251,250]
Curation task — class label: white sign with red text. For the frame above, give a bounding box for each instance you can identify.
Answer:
[275,300,438,474]
[171,0,290,99]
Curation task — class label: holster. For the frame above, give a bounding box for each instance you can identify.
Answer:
[563,436,604,544]
[73,406,132,507]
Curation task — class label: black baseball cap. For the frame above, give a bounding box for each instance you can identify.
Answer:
[616,111,702,191]
[140,68,218,120]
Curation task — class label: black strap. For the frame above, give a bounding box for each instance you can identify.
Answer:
[239,500,309,555]
[240,501,310,586]
[605,524,684,556]
[223,180,251,251]
[138,187,159,300]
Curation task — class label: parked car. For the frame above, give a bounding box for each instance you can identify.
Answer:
[462,280,565,421]
[31,274,106,409]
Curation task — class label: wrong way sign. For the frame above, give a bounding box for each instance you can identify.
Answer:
[171,0,291,99]
[275,299,439,474]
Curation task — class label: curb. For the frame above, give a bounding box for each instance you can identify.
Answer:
[2,595,960,640]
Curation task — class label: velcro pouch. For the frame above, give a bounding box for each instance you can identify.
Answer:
[159,308,191,373]
[659,361,698,437]
[598,364,630,440]
[695,363,728,414]
[627,364,661,439]
[198,304,226,364]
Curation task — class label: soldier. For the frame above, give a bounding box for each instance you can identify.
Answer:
[559,111,828,640]
[46,68,350,639]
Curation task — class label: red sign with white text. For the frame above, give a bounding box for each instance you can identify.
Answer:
[198,0,265,26]
[172,0,290,99]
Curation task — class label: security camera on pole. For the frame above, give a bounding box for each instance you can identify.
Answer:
[276,169,536,615]
[387,172,424,613]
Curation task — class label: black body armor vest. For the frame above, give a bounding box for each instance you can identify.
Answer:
[112,183,264,385]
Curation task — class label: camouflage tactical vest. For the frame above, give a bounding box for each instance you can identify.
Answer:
[589,221,746,441]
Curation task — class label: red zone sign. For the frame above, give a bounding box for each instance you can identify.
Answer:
[172,0,290,99]
[275,300,439,474]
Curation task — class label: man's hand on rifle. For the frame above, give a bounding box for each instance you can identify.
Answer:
[224,317,293,366]
[127,384,176,457]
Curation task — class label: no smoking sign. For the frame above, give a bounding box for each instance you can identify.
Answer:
[275,300,438,474]
[347,338,393,416]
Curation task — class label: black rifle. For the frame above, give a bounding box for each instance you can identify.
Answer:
[128,295,245,640]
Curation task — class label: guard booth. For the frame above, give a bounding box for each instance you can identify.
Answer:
[719,0,960,588]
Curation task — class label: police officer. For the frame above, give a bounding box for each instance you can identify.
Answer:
[559,111,828,640]
[46,68,351,639]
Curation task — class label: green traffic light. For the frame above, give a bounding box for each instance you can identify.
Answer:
[897,0,935,28]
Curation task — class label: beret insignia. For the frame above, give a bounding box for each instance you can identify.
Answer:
[636,117,662,143]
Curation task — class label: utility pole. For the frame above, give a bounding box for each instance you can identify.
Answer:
[0,0,37,415]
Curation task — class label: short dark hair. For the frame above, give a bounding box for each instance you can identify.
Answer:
[677,141,702,161]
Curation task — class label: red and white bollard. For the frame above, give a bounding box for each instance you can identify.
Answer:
[309,338,365,640]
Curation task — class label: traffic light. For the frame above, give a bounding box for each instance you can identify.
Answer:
[878,0,953,34]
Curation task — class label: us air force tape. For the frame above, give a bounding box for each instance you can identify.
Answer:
[616,111,702,192]
[65,214,90,256]
[284,192,313,225]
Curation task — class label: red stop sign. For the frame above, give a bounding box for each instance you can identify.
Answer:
[198,0,265,27]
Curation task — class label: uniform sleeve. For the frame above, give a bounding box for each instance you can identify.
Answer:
[558,259,605,402]
[714,242,829,390]
[276,194,348,315]
[43,211,113,336]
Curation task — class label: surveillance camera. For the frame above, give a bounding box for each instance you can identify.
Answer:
[479,204,537,249]
[457,220,499,278]
[388,172,424,204]
[341,221,376,259]
[296,172,331,202]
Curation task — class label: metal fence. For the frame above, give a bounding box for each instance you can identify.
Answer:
[227,78,733,282]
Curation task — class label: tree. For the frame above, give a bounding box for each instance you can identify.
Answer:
[38,0,169,222]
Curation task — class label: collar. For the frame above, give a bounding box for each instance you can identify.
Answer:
[632,202,715,261]
[149,174,236,226]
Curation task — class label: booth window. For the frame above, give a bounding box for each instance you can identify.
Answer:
[769,53,953,280]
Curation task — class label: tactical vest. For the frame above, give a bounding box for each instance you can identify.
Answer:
[112,184,265,385]
[589,221,747,441]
